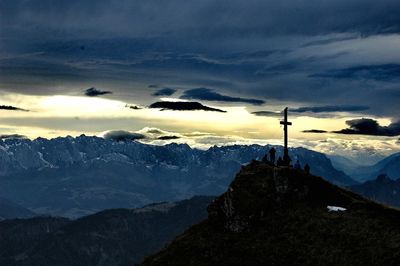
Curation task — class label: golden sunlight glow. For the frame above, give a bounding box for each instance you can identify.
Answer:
[0,92,398,161]
[0,93,367,139]
[39,95,126,117]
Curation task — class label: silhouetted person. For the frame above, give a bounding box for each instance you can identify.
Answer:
[277,156,283,166]
[304,163,310,174]
[262,153,269,163]
[283,154,291,167]
[294,159,301,169]
[269,147,276,165]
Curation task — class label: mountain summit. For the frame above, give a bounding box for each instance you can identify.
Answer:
[141,161,400,265]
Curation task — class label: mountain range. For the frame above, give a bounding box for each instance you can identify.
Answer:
[348,152,400,182]
[0,136,355,217]
[0,138,398,265]
[141,161,400,265]
[350,174,400,208]
[0,196,212,266]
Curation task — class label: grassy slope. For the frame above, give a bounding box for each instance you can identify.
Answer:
[141,161,400,266]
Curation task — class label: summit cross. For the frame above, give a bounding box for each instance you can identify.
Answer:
[280,107,292,166]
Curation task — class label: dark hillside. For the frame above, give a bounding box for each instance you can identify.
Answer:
[0,196,213,266]
[141,161,400,266]
[0,217,69,264]
[350,174,400,208]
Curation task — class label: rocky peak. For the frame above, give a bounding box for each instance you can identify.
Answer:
[375,173,393,183]
[208,160,355,232]
[141,161,400,266]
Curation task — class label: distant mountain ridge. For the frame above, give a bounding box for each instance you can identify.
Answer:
[0,197,35,220]
[0,136,355,217]
[0,196,213,266]
[350,174,400,208]
[328,154,363,174]
[349,152,400,181]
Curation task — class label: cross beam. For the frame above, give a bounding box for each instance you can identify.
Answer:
[280,107,292,166]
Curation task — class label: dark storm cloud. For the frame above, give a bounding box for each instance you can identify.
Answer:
[158,135,180,140]
[102,130,145,141]
[125,104,142,110]
[0,105,29,112]
[334,118,400,136]
[149,101,226,112]
[152,88,177,97]
[181,88,265,105]
[291,105,370,113]
[302,129,328,133]
[84,87,112,97]
[2,0,400,40]
[1,0,400,120]
[0,134,28,139]
[310,64,400,81]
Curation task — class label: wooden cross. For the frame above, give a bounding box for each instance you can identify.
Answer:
[280,107,292,166]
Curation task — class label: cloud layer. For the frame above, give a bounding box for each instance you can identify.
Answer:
[152,88,177,97]
[334,118,400,136]
[3,0,400,40]
[0,0,399,162]
[100,127,400,165]
[310,64,400,81]
[291,105,370,113]
[181,88,265,105]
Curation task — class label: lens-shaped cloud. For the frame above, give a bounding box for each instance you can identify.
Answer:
[149,101,226,112]
[302,129,328,133]
[0,105,29,112]
[181,88,265,105]
[102,130,145,141]
[84,88,112,97]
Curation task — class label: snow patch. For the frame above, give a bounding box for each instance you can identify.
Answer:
[327,205,347,212]
[37,152,57,168]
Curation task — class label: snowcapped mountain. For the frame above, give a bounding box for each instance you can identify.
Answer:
[0,136,355,217]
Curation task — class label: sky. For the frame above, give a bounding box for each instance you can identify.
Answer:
[0,0,400,164]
